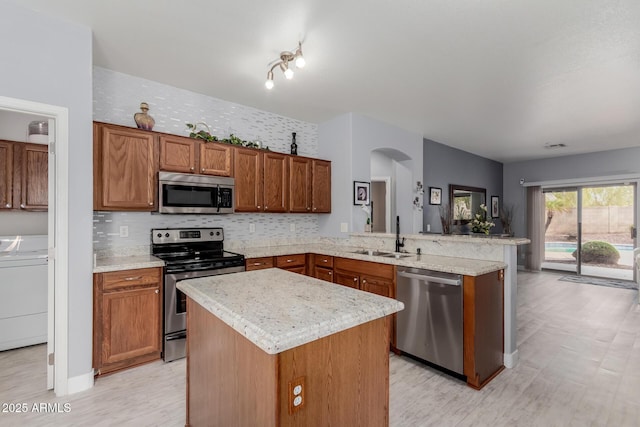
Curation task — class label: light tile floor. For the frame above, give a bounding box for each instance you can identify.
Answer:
[1,271,639,426]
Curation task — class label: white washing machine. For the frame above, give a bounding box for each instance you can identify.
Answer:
[0,235,48,351]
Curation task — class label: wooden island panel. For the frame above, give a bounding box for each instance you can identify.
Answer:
[186,298,390,427]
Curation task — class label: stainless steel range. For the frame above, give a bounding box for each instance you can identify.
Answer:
[151,227,245,362]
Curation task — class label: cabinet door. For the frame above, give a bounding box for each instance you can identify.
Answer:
[20,143,48,210]
[282,266,306,275]
[159,135,196,173]
[314,267,334,283]
[200,143,233,176]
[234,147,263,212]
[100,286,161,368]
[289,156,312,213]
[95,124,157,211]
[312,159,331,213]
[0,141,13,210]
[334,271,359,289]
[360,275,392,297]
[263,152,288,212]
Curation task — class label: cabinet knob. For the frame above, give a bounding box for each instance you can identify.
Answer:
[149,202,153,206]
[307,207,310,210]
[155,289,159,294]
[20,204,25,209]
[323,259,327,263]
[313,207,317,211]
[328,271,332,275]
[353,277,358,282]
[201,168,205,172]
[4,203,10,208]
[257,205,261,209]
[265,206,268,210]
[362,279,367,284]
[190,167,195,171]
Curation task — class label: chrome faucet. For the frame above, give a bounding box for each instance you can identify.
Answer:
[395,215,405,252]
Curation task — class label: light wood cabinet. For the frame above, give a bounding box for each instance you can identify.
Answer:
[0,141,14,210]
[245,256,274,271]
[463,270,505,389]
[263,152,288,213]
[159,135,196,173]
[311,159,331,213]
[20,143,48,210]
[0,140,48,211]
[93,123,158,211]
[289,157,331,213]
[93,267,162,376]
[234,147,263,212]
[275,253,306,275]
[200,143,233,176]
[289,156,312,212]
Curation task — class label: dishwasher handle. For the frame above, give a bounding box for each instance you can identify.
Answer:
[397,271,462,286]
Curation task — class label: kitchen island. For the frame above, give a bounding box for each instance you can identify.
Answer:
[177,268,404,427]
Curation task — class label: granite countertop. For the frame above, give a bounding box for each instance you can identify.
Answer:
[177,268,404,354]
[93,254,165,273]
[240,244,506,276]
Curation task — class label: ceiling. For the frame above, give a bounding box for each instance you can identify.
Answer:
[14,0,640,163]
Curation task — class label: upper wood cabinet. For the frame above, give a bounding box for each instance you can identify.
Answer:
[159,135,197,173]
[158,134,233,177]
[200,143,233,176]
[263,152,288,213]
[0,141,14,210]
[312,159,331,213]
[0,140,48,211]
[289,156,312,213]
[234,147,263,212]
[20,143,48,210]
[94,123,158,211]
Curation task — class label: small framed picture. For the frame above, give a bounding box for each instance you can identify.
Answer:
[429,187,442,205]
[353,181,370,205]
[491,196,500,218]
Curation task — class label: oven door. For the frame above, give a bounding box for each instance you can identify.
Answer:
[163,265,245,361]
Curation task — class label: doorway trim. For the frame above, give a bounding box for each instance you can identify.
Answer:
[371,176,391,233]
[0,96,69,396]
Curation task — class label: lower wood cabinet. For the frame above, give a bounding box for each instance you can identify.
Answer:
[463,269,505,389]
[275,253,306,275]
[93,267,162,376]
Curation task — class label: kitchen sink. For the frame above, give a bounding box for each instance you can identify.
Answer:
[352,249,391,256]
[381,253,413,259]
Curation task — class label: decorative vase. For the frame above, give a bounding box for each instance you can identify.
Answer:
[134,102,155,131]
[290,132,298,155]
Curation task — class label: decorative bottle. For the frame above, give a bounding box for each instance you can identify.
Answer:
[290,132,298,155]
[134,102,155,131]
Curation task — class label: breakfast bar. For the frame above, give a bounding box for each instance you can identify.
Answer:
[177,268,404,427]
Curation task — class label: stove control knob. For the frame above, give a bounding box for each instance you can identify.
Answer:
[216,231,221,236]
[157,233,162,238]
[165,233,170,238]
[210,232,214,236]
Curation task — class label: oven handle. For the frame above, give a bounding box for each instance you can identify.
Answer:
[166,332,187,341]
[166,265,246,281]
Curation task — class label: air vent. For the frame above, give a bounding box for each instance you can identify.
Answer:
[544,143,567,149]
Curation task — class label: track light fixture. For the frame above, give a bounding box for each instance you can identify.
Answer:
[265,41,305,90]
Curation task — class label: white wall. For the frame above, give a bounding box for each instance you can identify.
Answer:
[0,1,93,380]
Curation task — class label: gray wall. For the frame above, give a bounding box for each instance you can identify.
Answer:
[0,1,94,378]
[504,146,640,239]
[423,138,504,233]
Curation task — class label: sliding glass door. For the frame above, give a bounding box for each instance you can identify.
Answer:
[543,184,636,280]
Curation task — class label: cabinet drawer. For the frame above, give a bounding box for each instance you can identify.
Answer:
[245,257,274,271]
[101,267,161,291]
[314,266,334,283]
[313,254,333,268]
[275,254,306,268]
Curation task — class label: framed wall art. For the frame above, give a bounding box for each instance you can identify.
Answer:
[353,181,370,205]
[429,187,442,205]
[491,195,500,218]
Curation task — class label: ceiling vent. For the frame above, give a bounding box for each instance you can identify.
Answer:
[544,143,567,149]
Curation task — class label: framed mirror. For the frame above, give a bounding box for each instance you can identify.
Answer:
[449,184,486,225]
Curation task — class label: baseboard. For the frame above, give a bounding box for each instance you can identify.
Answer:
[504,349,519,368]
[67,371,94,395]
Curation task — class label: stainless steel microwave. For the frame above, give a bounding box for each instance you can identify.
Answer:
[158,172,234,214]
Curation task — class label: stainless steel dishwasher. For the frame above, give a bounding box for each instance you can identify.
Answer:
[396,266,463,375]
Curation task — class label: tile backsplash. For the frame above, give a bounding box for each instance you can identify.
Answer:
[92,66,323,251]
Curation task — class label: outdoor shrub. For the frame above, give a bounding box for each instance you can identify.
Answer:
[572,241,620,264]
